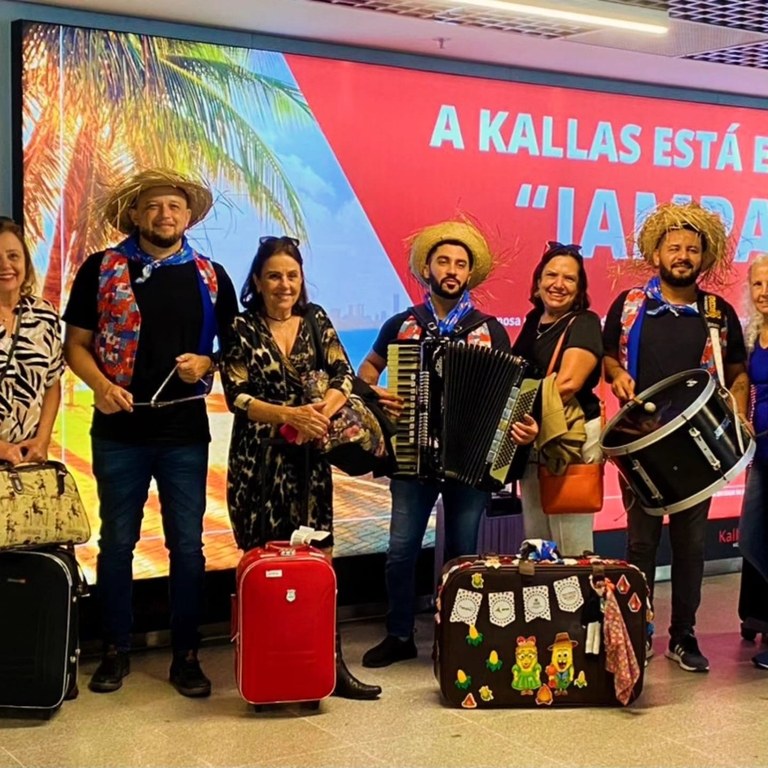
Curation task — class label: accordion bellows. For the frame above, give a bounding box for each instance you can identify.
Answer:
[388,340,539,489]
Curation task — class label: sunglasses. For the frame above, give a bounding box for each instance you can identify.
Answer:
[259,235,300,246]
[543,241,582,259]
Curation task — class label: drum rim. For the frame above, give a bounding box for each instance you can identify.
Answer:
[639,439,755,516]
[600,368,715,456]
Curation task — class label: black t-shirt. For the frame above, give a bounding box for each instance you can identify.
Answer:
[512,310,604,420]
[603,289,747,394]
[372,306,511,358]
[63,252,238,444]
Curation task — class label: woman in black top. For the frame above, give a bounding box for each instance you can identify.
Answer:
[512,242,603,555]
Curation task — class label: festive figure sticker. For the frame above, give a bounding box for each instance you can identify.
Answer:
[523,585,551,622]
[461,692,478,709]
[511,636,543,696]
[479,685,494,702]
[546,632,579,696]
[450,588,483,625]
[455,669,472,689]
[535,685,553,706]
[466,624,484,646]
[616,574,631,594]
[554,576,584,613]
[628,592,643,613]
[486,650,503,672]
[488,591,516,627]
[471,572,485,589]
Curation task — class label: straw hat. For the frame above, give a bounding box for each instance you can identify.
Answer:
[636,201,728,275]
[547,631,579,650]
[408,219,494,290]
[102,168,213,234]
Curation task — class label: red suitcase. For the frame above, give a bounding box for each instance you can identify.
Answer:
[232,541,336,707]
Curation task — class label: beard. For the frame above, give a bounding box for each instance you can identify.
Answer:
[659,261,701,288]
[139,225,183,250]
[429,273,468,300]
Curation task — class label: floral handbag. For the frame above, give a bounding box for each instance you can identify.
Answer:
[303,369,390,476]
[0,461,91,550]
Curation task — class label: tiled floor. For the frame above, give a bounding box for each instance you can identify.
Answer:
[1,572,767,768]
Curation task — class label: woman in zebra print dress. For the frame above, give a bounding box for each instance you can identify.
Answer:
[0,218,64,464]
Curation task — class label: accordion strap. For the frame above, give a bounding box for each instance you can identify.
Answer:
[409,304,493,338]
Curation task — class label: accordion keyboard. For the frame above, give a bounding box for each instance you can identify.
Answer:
[387,343,421,476]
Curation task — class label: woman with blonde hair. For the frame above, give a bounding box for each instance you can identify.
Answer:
[738,252,768,669]
[0,217,64,465]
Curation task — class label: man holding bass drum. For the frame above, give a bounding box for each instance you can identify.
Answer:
[602,201,750,674]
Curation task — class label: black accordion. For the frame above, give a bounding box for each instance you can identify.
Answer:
[387,339,539,490]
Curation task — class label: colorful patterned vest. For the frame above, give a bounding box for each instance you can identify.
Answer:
[94,250,218,386]
[618,287,727,380]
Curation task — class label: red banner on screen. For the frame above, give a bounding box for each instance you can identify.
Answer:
[288,54,766,527]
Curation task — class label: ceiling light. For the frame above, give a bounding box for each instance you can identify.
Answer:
[444,0,669,35]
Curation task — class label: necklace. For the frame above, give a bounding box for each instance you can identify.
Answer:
[265,313,293,323]
[536,311,573,339]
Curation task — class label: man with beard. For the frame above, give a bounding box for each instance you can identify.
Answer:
[603,201,748,673]
[357,219,538,667]
[63,169,237,696]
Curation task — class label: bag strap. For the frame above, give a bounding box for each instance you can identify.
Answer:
[545,314,578,377]
[0,298,26,387]
[545,315,607,431]
[304,304,327,372]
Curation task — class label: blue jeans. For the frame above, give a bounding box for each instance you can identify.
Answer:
[92,438,209,653]
[622,479,709,642]
[385,477,488,637]
[739,460,768,583]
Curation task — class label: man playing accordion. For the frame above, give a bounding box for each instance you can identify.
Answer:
[358,219,538,668]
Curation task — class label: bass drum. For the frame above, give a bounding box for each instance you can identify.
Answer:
[600,369,754,516]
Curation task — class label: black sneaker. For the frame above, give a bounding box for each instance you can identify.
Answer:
[362,634,417,668]
[753,651,768,670]
[644,638,654,667]
[666,634,709,672]
[169,651,212,697]
[89,648,130,693]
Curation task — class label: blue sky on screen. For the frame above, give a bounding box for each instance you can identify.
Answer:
[187,49,409,333]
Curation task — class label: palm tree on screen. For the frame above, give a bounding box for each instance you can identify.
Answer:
[21,23,310,304]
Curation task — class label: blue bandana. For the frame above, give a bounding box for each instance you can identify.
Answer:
[643,276,699,317]
[424,289,475,336]
[114,233,197,283]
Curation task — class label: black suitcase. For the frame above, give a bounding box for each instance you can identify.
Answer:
[0,547,83,717]
[738,559,768,642]
[435,554,649,708]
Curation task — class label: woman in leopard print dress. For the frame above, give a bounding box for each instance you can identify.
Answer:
[221,235,381,700]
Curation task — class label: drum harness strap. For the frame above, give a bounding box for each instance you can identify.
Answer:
[699,293,747,455]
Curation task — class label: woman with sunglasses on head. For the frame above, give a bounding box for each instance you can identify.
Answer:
[0,217,64,466]
[511,241,604,556]
[220,235,381,700]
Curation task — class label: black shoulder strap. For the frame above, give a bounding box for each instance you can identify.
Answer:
[304,304,327,371]
[0,298,26,388]
[408,304,438,336]
[697,291,726,331]
[408,304,492,339]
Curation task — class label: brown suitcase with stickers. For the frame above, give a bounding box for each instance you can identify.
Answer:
[434,553,649,708]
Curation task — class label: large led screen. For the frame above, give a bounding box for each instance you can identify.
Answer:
[17,21,766,579]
